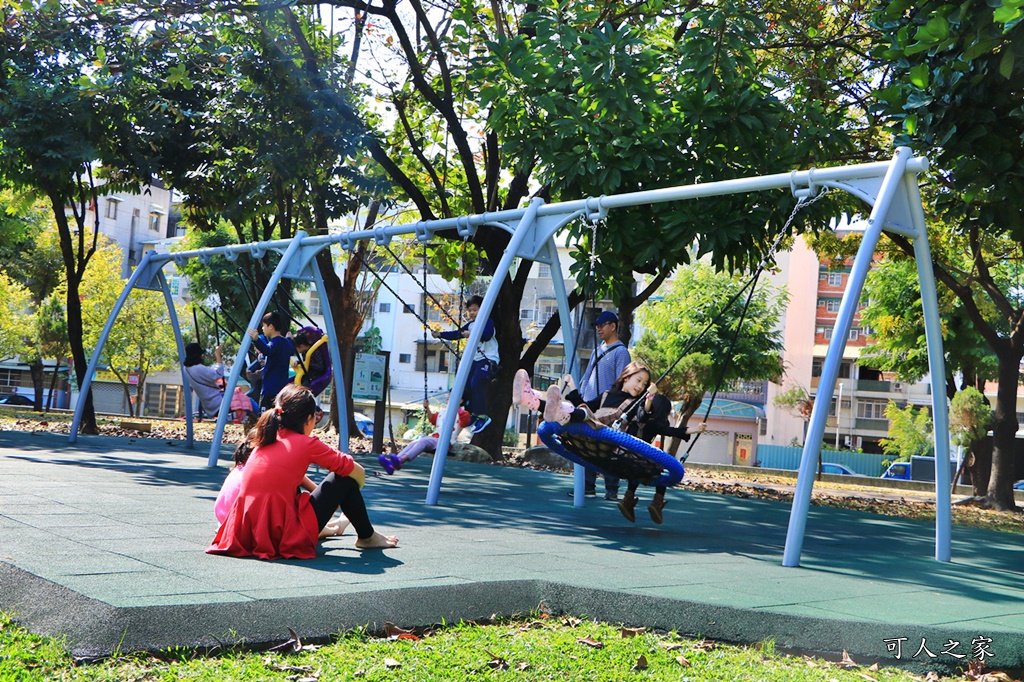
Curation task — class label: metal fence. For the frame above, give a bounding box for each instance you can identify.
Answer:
[756,444,889,477]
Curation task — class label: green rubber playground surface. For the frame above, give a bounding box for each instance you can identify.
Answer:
[1,430,1023,669]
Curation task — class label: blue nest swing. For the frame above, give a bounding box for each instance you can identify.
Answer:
[537,421,685,488]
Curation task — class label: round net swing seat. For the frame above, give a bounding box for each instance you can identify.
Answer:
[537,421,685,488]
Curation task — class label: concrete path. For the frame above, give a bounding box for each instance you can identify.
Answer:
[2,430,1023,671]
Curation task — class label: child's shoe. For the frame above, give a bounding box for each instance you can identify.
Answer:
[378,453,403,475]
[648,492,667,524]
[512,369,541,411]
[544,385,573,425]
[470,415,491,434]
[617,489,639,523]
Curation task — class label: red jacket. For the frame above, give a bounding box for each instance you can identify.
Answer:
[207,429,355,560]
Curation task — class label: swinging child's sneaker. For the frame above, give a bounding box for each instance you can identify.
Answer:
[378,454,403,475]
[470,415,491,434]
[512,369,541,411]
[544,385,574,425]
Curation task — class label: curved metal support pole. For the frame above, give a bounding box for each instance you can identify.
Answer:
[546,238,586,506]
[208,231,309,466]
[309,257,350,449]
[156,270,194,448]
[70,251,160,442]
[783,147,914,567]
[907,177,952,561]
[426,198,545,505]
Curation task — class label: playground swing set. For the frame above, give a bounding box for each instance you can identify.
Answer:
[70,147,948,569]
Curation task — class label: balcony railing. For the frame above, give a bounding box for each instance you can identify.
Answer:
[855,418,889,432]
[857,379,891,392]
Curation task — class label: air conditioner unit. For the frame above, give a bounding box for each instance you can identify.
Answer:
[893,382,903,390]
[844,436,852,446]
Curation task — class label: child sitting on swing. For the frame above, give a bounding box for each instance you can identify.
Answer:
[432,295,497,435]
[378,399,472,475]
[513,363,704,523]
[513,362,653,428]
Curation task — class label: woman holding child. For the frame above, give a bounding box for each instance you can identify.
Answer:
[208,384,397,560]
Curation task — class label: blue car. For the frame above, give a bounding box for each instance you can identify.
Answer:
[353,413,374,438]
[821,463,856,476]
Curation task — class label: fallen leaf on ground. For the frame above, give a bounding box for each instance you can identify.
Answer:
[516,661,530,671]
[562,616,581,627]
[518,621,547,631]
[485,650,509,671]
[839,649,857,668]
[382,622,414,638]
[632,655,648,671]
[693,639,717,651]
[576,637,604,649]
[675,655,691,667]
[620,626,646,638]
[271,663,312,673]
[383,658,401,669]
[269,628,302,653]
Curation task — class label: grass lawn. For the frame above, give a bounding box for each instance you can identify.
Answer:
[1,612,982,681]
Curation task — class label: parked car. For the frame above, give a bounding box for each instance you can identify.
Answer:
[820,463,856,476]
[881,456,956,482]
[353,413,374,438]
[0,394,32,406]
[880,462,911,480]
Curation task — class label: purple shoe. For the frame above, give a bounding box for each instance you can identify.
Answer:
[379,453,403,475]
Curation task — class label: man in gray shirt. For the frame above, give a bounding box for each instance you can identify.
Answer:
[574,310,630,499]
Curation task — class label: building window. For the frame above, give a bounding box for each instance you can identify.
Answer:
[520,309,535,321]
[849,328,860,341]
[399,353,411,363]
[131,208,140,232]
[308,296,322,315]
[812,358,823,377]
[538,264,551,278]
[0,368,18,391]
[379,302,391,314]
[403,303,415,314]
[149,213,161,232]
[857,400,887,420]
[167,275,180,296]
[823,328,832,340]
[540,304,558,325]
[105,199,119,219]
[828,273,843,286]
[825,299,841,313]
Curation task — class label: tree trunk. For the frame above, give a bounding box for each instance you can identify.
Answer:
[48,191,97,434]
[986,354,1020,510]
[315,194,374,436]
[29,357,44,412]
[46,358,61,411]
[965,438,992,499]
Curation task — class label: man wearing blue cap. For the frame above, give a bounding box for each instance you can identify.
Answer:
[573,309,630,499]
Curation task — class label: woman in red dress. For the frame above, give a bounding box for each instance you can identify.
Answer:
[208,384,397,560]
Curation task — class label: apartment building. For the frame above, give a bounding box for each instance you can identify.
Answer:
[764,236,935,455]
[1,183,177,411]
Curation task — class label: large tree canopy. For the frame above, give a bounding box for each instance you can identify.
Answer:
[871,0,1024,509]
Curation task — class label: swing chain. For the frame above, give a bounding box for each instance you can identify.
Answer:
[676,187,834,461]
